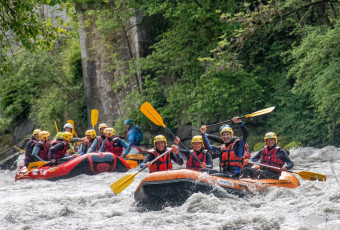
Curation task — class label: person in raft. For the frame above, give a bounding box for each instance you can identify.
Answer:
[121,119,144,158]
[140,135,183,173]
[50,132,73,164]
[179,135,213,171]
[98,128,129,157]
[78,129,96,155]
[31,131,51,162]
[87,123,108,153]
[242,132,294,179]
[200,117,249,179]
[24,129,41,167]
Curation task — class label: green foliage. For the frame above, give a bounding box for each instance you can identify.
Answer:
[0,32,86,136]
[284,141,303,150]
[253,142,264,152]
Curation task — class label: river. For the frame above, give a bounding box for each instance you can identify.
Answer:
[1,146,339,230]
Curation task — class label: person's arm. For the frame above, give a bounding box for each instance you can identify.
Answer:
[205,152,213,168]
[32,145,44,161]
[78,144,85,155]
[206,134,223,144]
[278,149,294,170]
[140,153,154,168]
[250,150,262,162]
[178,149,190,160]
[87,138,98,153]
[238,122,248,142]
[202,133,221,154]
[98,141,105,153]
[170,148,183,166]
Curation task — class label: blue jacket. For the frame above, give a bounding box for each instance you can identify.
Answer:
[123,126,143,156]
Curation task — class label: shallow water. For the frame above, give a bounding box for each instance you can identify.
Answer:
[1,147,339,230]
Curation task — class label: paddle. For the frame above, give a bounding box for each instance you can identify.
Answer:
[248,162,326,181]
[140,102,202,164]
[126,160,138,168]
[14,146,25,153]
[27,161,50,170]
[91,109,99,129]
[67,120,78,137]
[54,121,59,133]
[205,106,275,128]
[110,148,172,194]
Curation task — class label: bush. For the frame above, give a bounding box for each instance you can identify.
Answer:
[284,141,303,150]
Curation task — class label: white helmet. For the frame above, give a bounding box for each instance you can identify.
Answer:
[64,123,73,129]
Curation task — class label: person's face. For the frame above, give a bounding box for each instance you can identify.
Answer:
[193,142,202,152]
[86,135,91,141]
[221,132,232,143]
[65,127,72,133]
[100,127,105,135]
[34,134,40,141]
[156,141,166,152]
[266,138,276,148]
[125,124,131,130]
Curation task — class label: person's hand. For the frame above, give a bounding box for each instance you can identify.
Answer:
[200,125,207,134]
[121,155,126,159]
[244,159,249,165]
[174,137,180,145]
[201,162,206,168]
[171,145,178,155]
[146,162,152,169]
[73,153,80,158]
[232,117,242,124]
[51,159,56,164]
[281,166,287,171]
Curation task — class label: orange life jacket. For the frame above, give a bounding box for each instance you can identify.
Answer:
[260,146,284,172]
[148,148,173,173]
[186,149,207,171]
[220,141,244,170]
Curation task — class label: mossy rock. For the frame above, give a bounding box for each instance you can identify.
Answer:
[284,141,303,150]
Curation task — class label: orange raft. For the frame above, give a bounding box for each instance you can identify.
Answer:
[134,169,300,209]
[15,152,131,181]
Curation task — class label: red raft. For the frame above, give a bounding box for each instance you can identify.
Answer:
[15,152,131,181]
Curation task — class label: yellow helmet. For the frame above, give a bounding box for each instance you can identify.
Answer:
[39,131,50,142]
[264,132,277,144]
[153,135,167,146]
[33,129,42,136]
[191,135,204,147]
[219,125,233,138]
[62,132,73,142]
[99,123,108,129]
[85,129,97,139]
[104,128,115,137]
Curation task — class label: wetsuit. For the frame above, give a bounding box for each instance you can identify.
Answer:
[203,123,248,178]
[243,145,294,179]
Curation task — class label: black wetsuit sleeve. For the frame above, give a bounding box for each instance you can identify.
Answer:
[179,149,190,160]
[277,149,294,170]
[206,134,223,144]
[141,153,155,164]
[238,122,248,142]
[250,150,262,162]
[206,152,213,166]
[170,151,183,166]
[50,143,65,159]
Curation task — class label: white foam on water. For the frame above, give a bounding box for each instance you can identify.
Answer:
[1,147,339,230]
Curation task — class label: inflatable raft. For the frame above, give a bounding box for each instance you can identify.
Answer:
[15,152,131,181]
[134,169,300,210]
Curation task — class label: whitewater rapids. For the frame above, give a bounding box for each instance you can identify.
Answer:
[1,147,339,230]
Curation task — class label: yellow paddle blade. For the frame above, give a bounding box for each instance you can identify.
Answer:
[244,106,275,118]
[14,146,25,153]
[91,109,99,129]
[27,161,48,171]
[126,160,138,168]
[140,102,166,128]
[67,120,78,137]
[295,171,326,181]
[110,173,137,194]
[54,121,59,133]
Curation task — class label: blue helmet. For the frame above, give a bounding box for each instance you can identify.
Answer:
[124,119,133,125]
[219,124,233,138]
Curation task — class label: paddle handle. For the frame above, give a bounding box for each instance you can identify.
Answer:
[205,116,245,128]
[164,127,202,164]
[249,161,282,171]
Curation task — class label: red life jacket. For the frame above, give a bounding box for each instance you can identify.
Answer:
[186,149,207,171]
[260,146,284,172]
[148,148,173,173]
[95,136,105,152]
[104,137,123,156]
[51,140,68,160]
[37,141,50,161]
[83,139,94,153]
[220,141,244,170]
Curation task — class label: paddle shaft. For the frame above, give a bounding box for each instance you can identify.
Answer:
[249,161,283,171]
[206,116,245,128]
[164,127,202,164]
